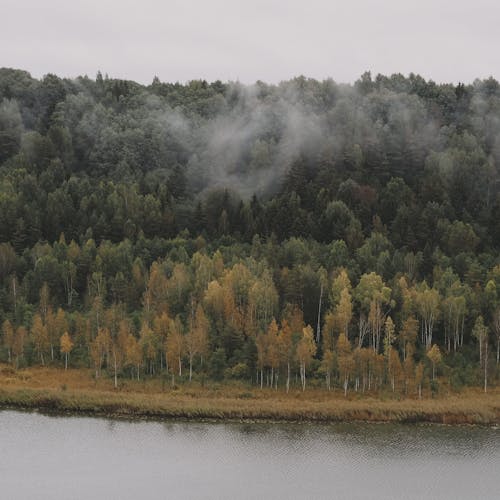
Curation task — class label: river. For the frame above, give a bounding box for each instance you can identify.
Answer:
[0,410,498,499]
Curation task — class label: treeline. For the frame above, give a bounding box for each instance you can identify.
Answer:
[0,235,499,394]
[1,68,500,249]
[2,68,500,394]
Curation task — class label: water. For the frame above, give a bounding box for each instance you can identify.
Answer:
[0,410,498,500]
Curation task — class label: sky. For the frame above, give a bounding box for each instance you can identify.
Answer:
[1,0,499,85]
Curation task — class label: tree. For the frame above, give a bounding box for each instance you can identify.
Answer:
[442,289,466,352]
[415,362,424,399]
[315,267,328,343]
[426,344,442,380]
[31,314,49,365]
[296,325,316,391]
[12,326,26,369]
[337,332,353,396]
[60,331,73,370]
[153,312,170,370]
[266,318,280,389]
[493,308,500,365]
[39,282,50,322]
[278,318,294,393]
[416,284,440,349]
[403,344,415,395]
[472,315,489,392]
[335,288,353,340]
[90,327,111,378]
[330,268,352,306]
[125,333,142,380]
[354,272,391,352]
[140,321,159,375]
[248,269,278,333]
[166,316,184,385]
[255,330,267,389]
[321,348,335,391]
[2,319,14,363]
[53,308,68,361]
[472,316,488,365]
[0,98,23,162]
[399,317,418,361]
[144,261,169,317]
[185,304,209,381]
[110,321,128,388]
[166,263,191,315]
[383,316,397,389]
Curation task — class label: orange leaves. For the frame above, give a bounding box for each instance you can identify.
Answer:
[59,331,73,355]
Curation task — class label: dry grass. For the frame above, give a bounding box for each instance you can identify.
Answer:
[0,365,499,424]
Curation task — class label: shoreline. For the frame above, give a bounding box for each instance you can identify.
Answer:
[1,366,498,426]
[1,386,499,425]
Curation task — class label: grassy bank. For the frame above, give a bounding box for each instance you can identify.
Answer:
[1,366,499,424]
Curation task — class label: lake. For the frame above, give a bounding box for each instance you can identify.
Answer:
[0,410,498,499]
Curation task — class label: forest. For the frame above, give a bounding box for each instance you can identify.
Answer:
[1,67,500,397]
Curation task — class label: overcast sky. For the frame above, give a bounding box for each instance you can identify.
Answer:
[1,0,499,84]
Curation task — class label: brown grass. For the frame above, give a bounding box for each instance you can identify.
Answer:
[0,365,499,424]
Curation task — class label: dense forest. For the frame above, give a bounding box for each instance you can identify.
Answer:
[1,67,500,395]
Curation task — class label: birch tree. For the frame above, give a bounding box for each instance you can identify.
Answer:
[60,331,73,370]
[337,332,353,396]
[416,284,440,349]
[185,304,209,381]
[31,313,49,365]
[166,316,184,385]
[12,326,26,369]
[278,318,294,393]
[2,319,13,363]
[493,308,500,365]
[426,344,442,380]
[296,325,316,391]
[354,272,391,352]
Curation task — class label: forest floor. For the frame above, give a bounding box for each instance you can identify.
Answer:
[0,365,499,424]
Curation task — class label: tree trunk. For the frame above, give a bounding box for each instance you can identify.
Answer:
[316,283,323,344]
[12,276,17,316]
[484,341,488,393]
[113,353,118,389]
[286,362,290,393]
[65,352,68,371]
[479,335,483,365]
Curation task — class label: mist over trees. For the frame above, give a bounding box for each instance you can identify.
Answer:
[1,67,500,394]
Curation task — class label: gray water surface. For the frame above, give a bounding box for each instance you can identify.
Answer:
[0,410,498,500]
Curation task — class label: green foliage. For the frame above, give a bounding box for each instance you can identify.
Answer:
[209,348,227,381]
[0,69,499,391]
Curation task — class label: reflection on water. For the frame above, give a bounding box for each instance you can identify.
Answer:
[0,410,498,500]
